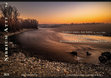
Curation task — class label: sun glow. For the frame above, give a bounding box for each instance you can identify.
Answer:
[14,2,111,24]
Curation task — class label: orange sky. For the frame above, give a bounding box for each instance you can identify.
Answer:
[9,2,111,24]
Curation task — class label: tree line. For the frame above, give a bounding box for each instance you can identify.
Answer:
[0,4,38,32]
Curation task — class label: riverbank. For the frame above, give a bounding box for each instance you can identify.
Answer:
[0,52,111,77]
[0,31,111,77]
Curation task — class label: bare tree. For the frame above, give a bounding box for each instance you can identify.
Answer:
[0,4,38,32]
[0,4,19,19]
[0,4,20,32]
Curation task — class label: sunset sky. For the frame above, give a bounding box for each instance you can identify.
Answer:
[7,2,111,24]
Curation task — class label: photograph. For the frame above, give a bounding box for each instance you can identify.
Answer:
[0,1,111,78]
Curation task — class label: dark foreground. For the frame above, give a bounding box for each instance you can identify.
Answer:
[0,51,111,78]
